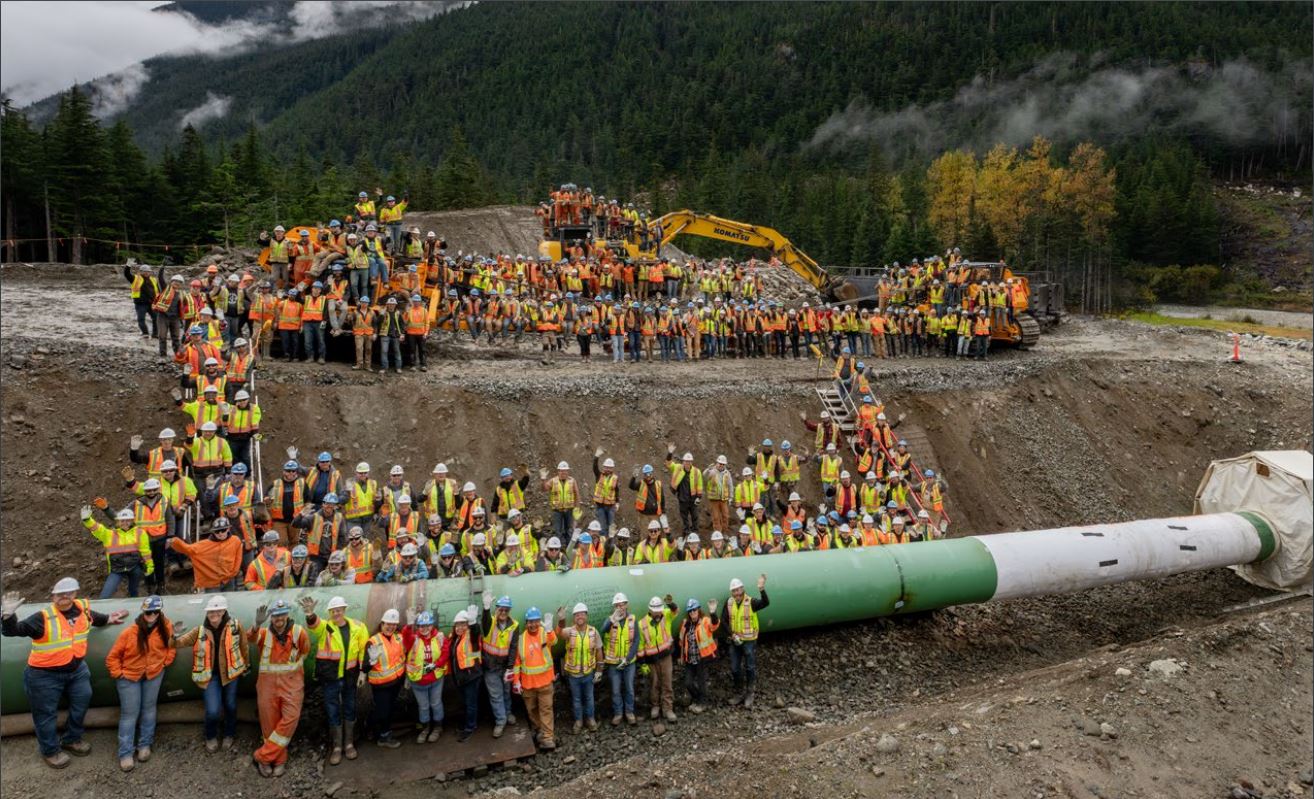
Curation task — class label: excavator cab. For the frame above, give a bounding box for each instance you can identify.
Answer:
[538,222,594,263]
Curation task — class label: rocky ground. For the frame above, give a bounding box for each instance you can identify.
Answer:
[1,261,1311,798]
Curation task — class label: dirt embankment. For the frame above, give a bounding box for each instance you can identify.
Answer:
[406,205,544,257]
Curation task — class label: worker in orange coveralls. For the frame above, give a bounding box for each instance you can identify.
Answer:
[247,598,310,778]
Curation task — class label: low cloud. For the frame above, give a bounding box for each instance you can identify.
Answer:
[178,92,232,129]
[807,53,1312,160]
[86,63,152,119]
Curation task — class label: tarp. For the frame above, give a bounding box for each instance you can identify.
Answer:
[1195,450,1313,592]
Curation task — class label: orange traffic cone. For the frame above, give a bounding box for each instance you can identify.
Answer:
[1229,332,1243,363]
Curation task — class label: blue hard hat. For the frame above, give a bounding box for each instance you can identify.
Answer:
[579,533,592,544]
[828,510,841,521]
[781,440,792,450]
[288,288,299,296]
[318,452,332,463]
[471,288,480,296]
[685,598,702,612]
[447,289,457,297]
[565,292,574,299]
[230,463,248,475]
[816,516,829,527]
[416,611,434,626]
[604,293,613,301]
[358,192,368,198]
[411,294,421,302]
[499,467,513,478]
[863,396,873,404]
[439,543,456,557]
[291,545,308,559]
[312,281,324,289]
[641,464,654,475]
[524,607,543,622]
[223,495,240,506]
[359,296,370,304]
[842,346,851,354]
[496,595,513,609]
[189,325,204,335]
[283,460,299,471]
[887,500,898,508]
[762,438,773,447]
[790,520,803,530]
[771,525,783,536]
[329,219,341,227]
[856,361,865,370]
[847,510,857,518]
[141,595,164,612]
[332,264,344,271]
[269,599,291,616]
[925,469,935,477]
[386,195,395,202]
[323,492,339,504]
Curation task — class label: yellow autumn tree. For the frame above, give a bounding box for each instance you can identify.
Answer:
[926,150,976,248]
[974,143,1026,258]
[1065,141,1116,245]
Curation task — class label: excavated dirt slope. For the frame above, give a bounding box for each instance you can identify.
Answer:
[0,262,1310,798]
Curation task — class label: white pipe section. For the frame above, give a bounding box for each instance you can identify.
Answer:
[980,512,1270,601]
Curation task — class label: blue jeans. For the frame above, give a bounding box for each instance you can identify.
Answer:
[552,510,572,542]
[321,675,357,727]
[379,336,402,370]
[567,674,595,721]
[594,505,615,533]
[728,640,758,688]
[101,566,144,599]
[658,337,672,361]
[481,669,509,725]
[611,334,624,362]
[608,662,636,716]
[302,320,325,360]
[458,677,480,733]
[412,680,444,725]
[627,331,641,362]
[115,673,163,758]
[24,662,93,756]
[387,223,403,254]
[202,678,239,741]
[367,252,389,285]
[349,269,370,303]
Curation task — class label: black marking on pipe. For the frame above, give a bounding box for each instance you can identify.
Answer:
[890,554,908,611]
[1081,532,1104,537]
[1168,525,1188,530]
[1179,545,1197,552]
[1099,559,1119,567]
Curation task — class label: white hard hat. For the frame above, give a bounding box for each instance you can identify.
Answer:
[729,578,744,591]
[752,502,764,511]
[52,577,80,594]
[400,543,418,556]
[602,458,615,468]
[788,492,801,502]
[505,533,520,546]
[389,465,404,476]
[203,357,219,367]
[647,519,661,530]
[862,514,874,523]
[453,610,470,624]
[820,411,830,419]
[507,508,521,518]
[472,533,487,546]
[840,470,851,479]
[686,533,700,544]
[557,461,570,470]
[381,608,401,624]
[462,481,477,492]
[160,459,177,471]
[572,603,589,615]
[648,596,665,611]
[716,455,728,465]
[433,463,448,474]
[682,452,694,461]
[234,390,250,401]
[546,536,562,549]
[397,494,412,505]
[356,462,370,472]
[205,595,228,612]
[738,525,751,535]
[200,421,217,432]
[826,443,836,452]
[741,467,753,476]
[159,428,176,439]
[143,478,161,490]
[918,509,930,518]
[710,530,724,541]
[612,592,628,605]
[877,412,887,420]
[866,471,877,480]
[588,520,602,531]
[116,508,135,521]
[326,596,348,610]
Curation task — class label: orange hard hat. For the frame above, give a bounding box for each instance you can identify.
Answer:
[190,279,203,287]
[206,265,219,274]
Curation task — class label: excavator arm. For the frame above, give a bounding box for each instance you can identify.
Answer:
[652,210,856,301]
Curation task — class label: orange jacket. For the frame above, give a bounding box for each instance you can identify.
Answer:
[106,620,177,681]
[170,536,243,590]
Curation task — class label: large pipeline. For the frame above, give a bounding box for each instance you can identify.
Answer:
[0,510,1279,714]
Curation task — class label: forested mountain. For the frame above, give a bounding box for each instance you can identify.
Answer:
[3,2,1310,308]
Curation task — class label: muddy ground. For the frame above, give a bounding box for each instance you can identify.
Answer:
[0,261,1311,798]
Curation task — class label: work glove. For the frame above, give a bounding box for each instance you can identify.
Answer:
[170,387,183,402]
[182,364,193,376]
[736,508,745,521]
[694,497,701,506]
[298,596,316,614]
[639,664,651,677]
[93,497,109,510]
[185,424,196,438]
[205,475,220,490]
[424,662,437,674]
[503,669,514,683]
[465,604,477,622]
[129,434,144,450]
[286,446,299,462]
[255,604,269,626]
[357,672,367,688]
[405,607,417,626]
[593,671,602,685]
[666,443,675,455]
[570,528,581,544]
[707,598,718,615]
[80,505,93,521]
[218,402,230,417]
[748,445,757,457]
[732,634,742,646]
[538,467,548,481]
[757,573,767,591]
[367,643,382,663]
[121,466,136,482]
[1,591,26,617]
[171,622,189,638]
[511,680,522,695]
[594,446,604,458]
[939,519,950,534]
[482,592,494,611]
[798,411,808,422]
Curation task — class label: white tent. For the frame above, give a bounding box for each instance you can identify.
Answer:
[1195,450,1313,592]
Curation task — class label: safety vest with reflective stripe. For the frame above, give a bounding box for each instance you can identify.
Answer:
[637,608,675,657]
[423,478,457,519]
[257,624,306,674]
[733,479,761,508]
[778,454,801,482]
[344,479,376,519]
[146,446,181,478]
[604,614,636,664]
[246,550,289,590]
[134,497,168,539]
[547,477,577,510]
[406,632,447,681]
[820,455,842,484]
[728,596,760,641]
[219,482,255,512]
[482,618,519,658]
[514,626,556,689]
[191,436,230,469]
[367,632,404,684]
[267,239,291,264]
[562,626,598,676]
[454,630,481,670]
[634,479,662,513]
[304,512,342,557]
[226,404,260,436]
[268,478,304,522]
[131,274,159,299]
[277,300,303,330]
[495,482,525,514]
[592,473,617,505]
[345,543,375,583]
[302,295,326,322]
[27,600,91,668]
[191,619,246,687]
[404,307,428,335]
[310,616,369,678]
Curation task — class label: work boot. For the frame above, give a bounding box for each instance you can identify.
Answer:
[539,738,556,751]
[377,735,401,749]
[506,713,517,725]
[416,725,429,744]
[664,710,677,722]
[572,720,582,734]
[257,761,274,778]
[328,726,343,765]
[729,692,744,706]
[273,763,286,777]
[689,703,704,715]
[344,725,358,760]
[650,707,660,720]
[221,736,234,750]
[317,357,326,365]
[625,713,637,725]
[43,752,71,769]
[62,740,91,756]
[119,756,135,772]
[610,715,622,727]
[426,726,442,743]
[587,717,598,731]
[493,723,505,739]
[136,746,151,762]
[351,364,360,370]
[743,690,755,709]
[205,738,219,753]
